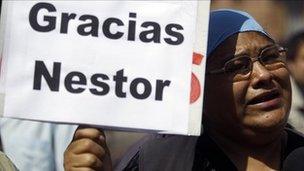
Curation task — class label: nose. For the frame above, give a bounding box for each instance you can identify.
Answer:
[250,61,273,89]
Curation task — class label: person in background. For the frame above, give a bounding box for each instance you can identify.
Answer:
[285,31,304,133]
[63,9,304,171]
[0,118,77,171]
[0,151,18,171]
[0,117,142,170]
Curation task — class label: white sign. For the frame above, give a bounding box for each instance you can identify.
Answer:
[0,1,210,135]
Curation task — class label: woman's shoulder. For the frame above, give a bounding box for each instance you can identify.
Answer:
[285,127,304,149]
[282,128,304,170]
[115,135,198,171]
[283,127,304,159]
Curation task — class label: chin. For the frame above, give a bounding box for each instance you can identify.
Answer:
[243,107,288,133]
[236,110,287,146]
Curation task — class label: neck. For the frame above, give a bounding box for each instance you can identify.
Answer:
[207,129,286,171]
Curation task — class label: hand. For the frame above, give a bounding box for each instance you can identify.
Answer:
[64,126,112,171]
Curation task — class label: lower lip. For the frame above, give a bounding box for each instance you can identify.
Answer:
[248,97,282,110]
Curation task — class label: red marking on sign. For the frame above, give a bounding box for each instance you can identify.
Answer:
[192,52,203,65]
[190,52,204,104]
[190,73,201,103]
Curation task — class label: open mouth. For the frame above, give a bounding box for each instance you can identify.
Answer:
[247,90,281,105]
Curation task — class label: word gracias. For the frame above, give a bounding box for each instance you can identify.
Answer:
[33,61,171,100]
[29,2,184,45]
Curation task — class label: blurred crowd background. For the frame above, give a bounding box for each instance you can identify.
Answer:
[1,0,304,171]
[212,0,304,42]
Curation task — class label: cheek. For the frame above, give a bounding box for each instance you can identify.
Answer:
[204,77,237,120]
[273,67,290,90]
[204,78,246,125]
[272,68,291,107]
[232,81,250,114]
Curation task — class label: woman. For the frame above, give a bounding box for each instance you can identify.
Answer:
[64,9,304,171]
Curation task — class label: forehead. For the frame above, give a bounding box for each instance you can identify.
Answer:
[208,32,274,65]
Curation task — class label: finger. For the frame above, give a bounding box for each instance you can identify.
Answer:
[64,152,104,170]
[74,127,104,140]
[71,153,103,169]
[77,125,106,138]
[68,167,95,171]
[73,127,107,146]
[68,138,106,158]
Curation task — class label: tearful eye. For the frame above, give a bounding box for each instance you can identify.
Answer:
[261,52,280,64]
[260,45,287,64]
[225,57,251,74]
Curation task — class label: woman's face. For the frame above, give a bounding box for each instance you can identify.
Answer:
[204,32,291,144]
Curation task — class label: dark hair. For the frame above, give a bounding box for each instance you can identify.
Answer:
[285,31,304,61]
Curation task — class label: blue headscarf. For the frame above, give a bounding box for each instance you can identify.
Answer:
[207,9,272,57]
